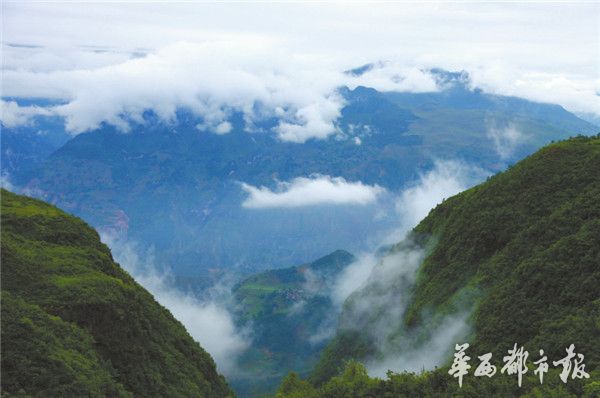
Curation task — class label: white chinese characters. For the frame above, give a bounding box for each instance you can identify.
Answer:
[553,344,590,383]
[500,343,528,387]
[448,343,589,387]
[448,343,471,387]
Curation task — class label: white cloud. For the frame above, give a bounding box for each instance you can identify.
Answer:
[0,173,16,191]
[331,253,378,307]
[241,175,384,208]
[214,121,232,135]
[395,160,488,231]
[346,63,439,93]
[274,96,345,143]
[102,235,249,377]
[324,159,490,375]
[487,122,526,160]
[332,159,489,310]
[336,244,426,346]
[2,41,354,141]
[366,312,470,377]
[2,3,598,141]
[0,100,53,128]
[333,239,471,378]
[469,67,600,117]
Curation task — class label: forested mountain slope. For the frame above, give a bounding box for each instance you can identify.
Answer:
[0,190,233,397]
[231,250,355,397]
[279,135,600,397]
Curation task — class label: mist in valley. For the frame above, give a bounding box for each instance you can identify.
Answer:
[97,158,489,383]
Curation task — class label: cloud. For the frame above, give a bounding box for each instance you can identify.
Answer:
[469,67,600,117]
[241,175,384,209]
[345,62,439,93]
[214,121,232,135]
[288,267,342,345]
[330,159,488,307]
[2,2,598,135]
[366,312,470,377]
[102,235,249,376]
[339,244,424,334]
[0,100,53,128]
[1,40,347,141]
[197,120,232,135]
[395,160,488,231]
[331,253,379,307]
[3,49,437,143]
[274,95,346,143]
[322,159,487,375]
[0,173,16,191]
[2,40,364,142]
[0,42,444,143]
[335,239,471,378]
[486,122,526,160]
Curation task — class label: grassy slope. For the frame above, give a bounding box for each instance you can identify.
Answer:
[231,250,355,397]
[234,250,354,320]
[298,135,600,396]
[0,190,233,397]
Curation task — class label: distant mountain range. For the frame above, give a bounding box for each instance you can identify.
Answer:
[2,69,597,278]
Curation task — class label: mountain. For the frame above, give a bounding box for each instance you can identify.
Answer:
[230,250,355,397]
[1,114,71,179]
[0,189,233,397]
[5,75,597,277]
[277,135,600,396]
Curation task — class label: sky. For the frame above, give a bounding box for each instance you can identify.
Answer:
[1,1,599,142]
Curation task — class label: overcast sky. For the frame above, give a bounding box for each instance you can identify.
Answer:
[2,1,599,140]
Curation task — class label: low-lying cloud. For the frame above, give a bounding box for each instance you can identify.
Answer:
[3,41,344,141]
[396,161,468,225]
[338,244,425,338]
[486,121,527,160]
[3,3,599,141]
[332,159,488,307]
[0,100,53,128]
[3,41,599,142]
[336,239,471,378]
[331,253,379,307]
[0,172,16,191]
[366,312,470,377]
[381,160,489,246]
[324,159,486,376]
[1,41,442,143]
[241,175,384,208]
[102,235,249,377]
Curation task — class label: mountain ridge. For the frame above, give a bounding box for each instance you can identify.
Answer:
[3,82,597,276]
[230,249,355,397]
[280,135,600,396]
[0,189,233,397]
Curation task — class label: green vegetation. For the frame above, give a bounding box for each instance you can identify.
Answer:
[234,250,354,321]
[277,135,600,396]
[230,250,355,397]
[276,361,598,398]
[408,135,600,365]
[0,189,233,397]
